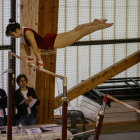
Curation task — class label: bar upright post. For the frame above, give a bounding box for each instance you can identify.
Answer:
[62,77,67,140]
[7,51,13,140]
[94,94,108,140]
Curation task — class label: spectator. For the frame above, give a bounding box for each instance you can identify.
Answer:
[0,89,7,126]
[13,74,40,126]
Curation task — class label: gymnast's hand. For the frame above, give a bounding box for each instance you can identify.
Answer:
[37,66,43,72]
[37,61,44,72]
[27,56,34,67]
[99,22,113,29]
[27,62,33,67]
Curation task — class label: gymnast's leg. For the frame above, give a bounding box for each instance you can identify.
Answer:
[73,19,107,32]
[58,19,107,37]
[54,22,113,48]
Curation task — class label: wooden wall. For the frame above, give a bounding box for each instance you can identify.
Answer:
[20,0,39,88]
[36,0,59,124]
[20,0,59,124]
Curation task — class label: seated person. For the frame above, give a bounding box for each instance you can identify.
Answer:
[13,74,40,126]
[0,89,7,126]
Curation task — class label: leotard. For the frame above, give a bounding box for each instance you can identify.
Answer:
[21,27,57,50]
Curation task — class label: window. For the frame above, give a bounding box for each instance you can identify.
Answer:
[55,0,140,114]
[0,0,11,45]
[0,0,20,94]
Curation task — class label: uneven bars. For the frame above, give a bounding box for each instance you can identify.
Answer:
[9,51,68,140]
[107,95,140,114]
[97,90,140,114]
[9,51,64,79]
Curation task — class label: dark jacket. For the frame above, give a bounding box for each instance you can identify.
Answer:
[0,89,7,125]
[13,86,40,120]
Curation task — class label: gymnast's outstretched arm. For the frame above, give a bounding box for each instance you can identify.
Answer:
[24,30,44,69]
[25,31,42,61]
[24,44,31,56]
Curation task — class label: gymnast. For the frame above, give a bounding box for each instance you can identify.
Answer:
[6,18,113,70]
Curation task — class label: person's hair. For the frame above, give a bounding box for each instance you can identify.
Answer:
[16,74,28,86]
[6,18,20,37]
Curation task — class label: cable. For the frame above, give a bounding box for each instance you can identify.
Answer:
[0,69,9,82]
[0,69,9,77]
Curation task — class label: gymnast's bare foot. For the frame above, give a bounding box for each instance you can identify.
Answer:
[99,23,113,29]
[93,19,107,25]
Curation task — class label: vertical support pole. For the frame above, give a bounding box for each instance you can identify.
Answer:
[94,94,108,140]
[62,77,67,140]
[7,51,13,140]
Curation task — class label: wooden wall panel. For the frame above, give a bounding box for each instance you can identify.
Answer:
[20,0,58,124]
[52,0,59,33]
[44,0,58,124]
[36,0,59,124]
[20,0,39,88]
[44,55,51,123]
[45,54,56,124]
[35,55,46,124]
[38,0,54,36]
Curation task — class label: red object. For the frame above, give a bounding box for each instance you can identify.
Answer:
[22,28,57,50]
[28,58,33,61]
[103,94,108,103]
[38,63,44,66]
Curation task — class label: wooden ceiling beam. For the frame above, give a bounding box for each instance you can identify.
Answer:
[54,50,140,109]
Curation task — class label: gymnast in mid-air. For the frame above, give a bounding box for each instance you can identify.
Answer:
[6,18,113,70]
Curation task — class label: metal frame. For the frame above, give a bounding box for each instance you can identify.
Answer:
[94,94,108,140]
[8,51,68,140]
[7,52,13,140]
[83,77,140,105]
